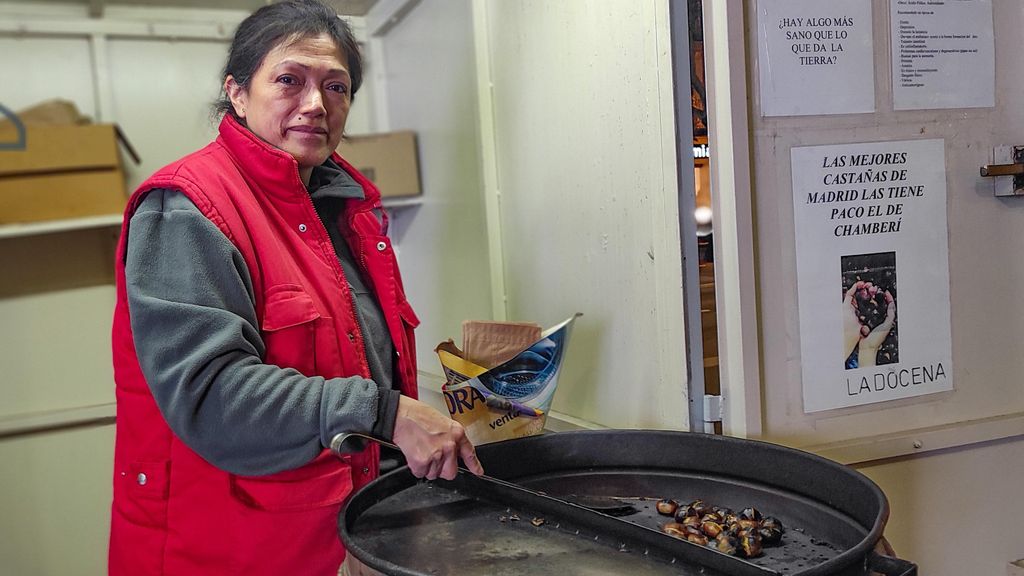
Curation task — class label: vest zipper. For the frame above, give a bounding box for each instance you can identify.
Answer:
[349,209,409,391]
[299,193,371,377]
[301,194,380,477]
[349,211,381,378]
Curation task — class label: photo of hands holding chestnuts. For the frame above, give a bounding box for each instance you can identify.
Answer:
[841,252,899,369]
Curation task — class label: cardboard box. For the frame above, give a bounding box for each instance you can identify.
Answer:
[336,131,421,198]
[0,123,131,224]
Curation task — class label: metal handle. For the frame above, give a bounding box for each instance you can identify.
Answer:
[980,163,1024,177]
[982,146,1024,196]
[330,432,398,454]
[867,550,917,576]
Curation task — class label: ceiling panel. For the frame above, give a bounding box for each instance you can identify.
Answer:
[26,0,377,17]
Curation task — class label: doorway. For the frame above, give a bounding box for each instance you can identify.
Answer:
[688,0,722,434]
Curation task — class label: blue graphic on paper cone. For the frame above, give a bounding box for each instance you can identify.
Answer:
[481,337,560,400]
[471,321,572,415]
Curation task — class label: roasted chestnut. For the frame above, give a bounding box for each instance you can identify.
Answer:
[683,524,704,538]
[682,516,703,530]
[700,520,723,538]
[736,519,760,531]
[736,527,758,540]
[714,534,738,555]
[700,511,724,524]
[686,533,709,546]
[689,499,712,517]
[758,525,783,545]
[761,516,784,533]
[674,504,698,520]
[662,522,687,538]
[739,507,763,522]
[655,498,679,516]
[738,533,763,558]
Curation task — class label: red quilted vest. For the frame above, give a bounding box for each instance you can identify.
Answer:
[109,115,419,575]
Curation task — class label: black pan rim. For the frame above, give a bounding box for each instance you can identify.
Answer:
[339,430,890,576]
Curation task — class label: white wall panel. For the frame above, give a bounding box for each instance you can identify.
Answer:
[0,36,96,117]
[344,40,376,136]
[378,0,493,366]
[0,286,115,418]
[482,0,688,430]
[857,436,1024,575]
[0,424,114,576]
[106,38,229,188]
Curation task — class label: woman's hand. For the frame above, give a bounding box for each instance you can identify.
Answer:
[392,396,484,480]
[843,281,868,357]
[857,290,896,367]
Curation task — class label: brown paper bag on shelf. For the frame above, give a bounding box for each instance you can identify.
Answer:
[0,99,90,129]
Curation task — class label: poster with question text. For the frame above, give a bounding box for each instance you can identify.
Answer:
[757,0,874,117]
[791,139,952,413]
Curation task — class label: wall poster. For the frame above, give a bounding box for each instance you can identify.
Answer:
[757,0,875,117]
[791,139,953,413]
[890,0,995,110]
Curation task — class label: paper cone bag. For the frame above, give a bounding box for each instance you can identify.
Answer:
[437,314,580,445]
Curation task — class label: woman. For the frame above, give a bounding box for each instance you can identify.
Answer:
[109,2,482,574]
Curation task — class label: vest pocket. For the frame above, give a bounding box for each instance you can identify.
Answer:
[114,459,171,527]
[227,460,351,574]
[109,460,172,575]
[261,285,322,376]
[228,457,353,512]
[397,298,420,329]
[396,299,420,391]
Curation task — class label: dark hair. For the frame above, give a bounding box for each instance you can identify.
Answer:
[213,0,363,118]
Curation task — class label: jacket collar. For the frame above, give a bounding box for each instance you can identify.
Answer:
[309,158,365,200]
[216,114,381,208]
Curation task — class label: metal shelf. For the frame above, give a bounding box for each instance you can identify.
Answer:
[381,196,423,209]
[0,214,123,240]
[0,198,419,241]
[0,403,116,439]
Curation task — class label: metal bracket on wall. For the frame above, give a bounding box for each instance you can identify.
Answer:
[0,104,26,151]
[703,394,722,423]
[980,146,1024,196]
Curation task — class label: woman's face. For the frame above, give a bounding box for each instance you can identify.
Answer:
[226,34,351,173]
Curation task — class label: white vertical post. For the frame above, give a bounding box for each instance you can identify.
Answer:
[667,0,704,430]
[367,37,390,132]
[703,0,763,438]
[88,33,115,122]
[470,0,507,321]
